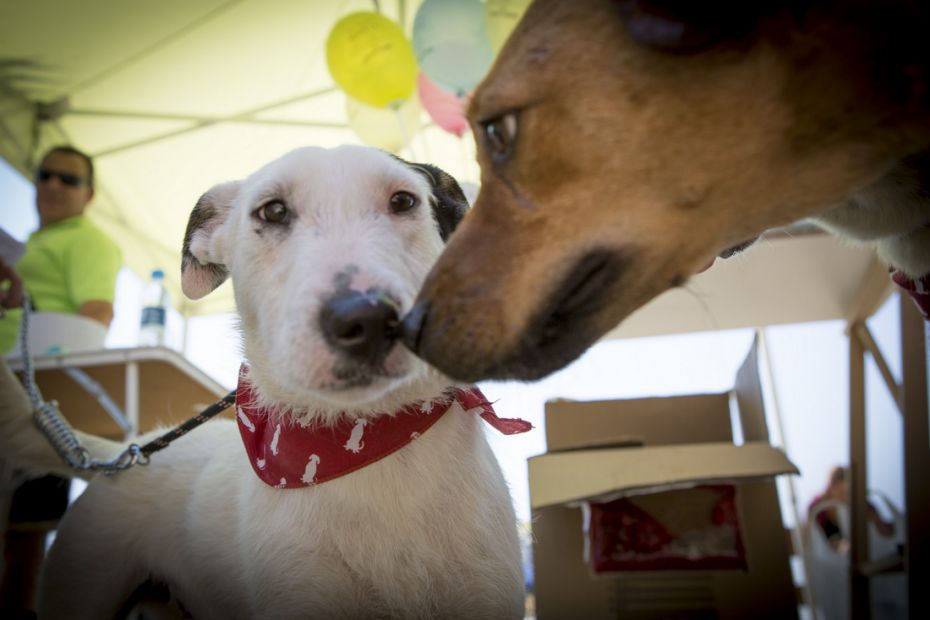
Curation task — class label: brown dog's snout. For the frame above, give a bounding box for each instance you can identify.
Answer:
[507,249,632,378]
[400,300,429,356]
[401,248,635,383]
[320,292,401,362]
[537,250,624,334]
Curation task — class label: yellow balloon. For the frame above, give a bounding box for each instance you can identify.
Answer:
[485,0,532,53]
[346,96,423,153]
[327,12,418,109]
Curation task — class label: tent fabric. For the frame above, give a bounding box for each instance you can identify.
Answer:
[0,0,475,316]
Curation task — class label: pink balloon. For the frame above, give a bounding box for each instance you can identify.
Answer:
[417,73,469,137]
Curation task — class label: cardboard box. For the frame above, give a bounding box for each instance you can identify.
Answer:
[528,335,800,619]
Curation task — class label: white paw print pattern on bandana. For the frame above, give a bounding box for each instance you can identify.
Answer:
[237,406,255,432]
[301,454,321,484]
[344,419,367,453]
[270,424,281,455]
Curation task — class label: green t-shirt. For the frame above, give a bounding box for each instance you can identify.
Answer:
[0,215,123,353]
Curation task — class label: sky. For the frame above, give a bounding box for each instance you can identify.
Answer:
[1,156,907,534]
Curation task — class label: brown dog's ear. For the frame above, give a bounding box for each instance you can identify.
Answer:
[408,162,470,242]
[615,0,777,53]
[181,181,240,299]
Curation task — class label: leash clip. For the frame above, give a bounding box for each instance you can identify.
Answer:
[104,444,149,475]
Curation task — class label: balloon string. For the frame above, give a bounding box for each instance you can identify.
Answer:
[417,125,433,163]
[393,104,417,160]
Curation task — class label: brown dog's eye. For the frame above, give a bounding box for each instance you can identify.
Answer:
[482,113,517,160]
[389,191,418,214]
[254,201,290,224]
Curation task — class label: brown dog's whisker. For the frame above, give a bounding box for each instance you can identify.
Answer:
[681,282,722,333]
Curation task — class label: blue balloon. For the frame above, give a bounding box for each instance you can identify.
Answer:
[413,0,494,96]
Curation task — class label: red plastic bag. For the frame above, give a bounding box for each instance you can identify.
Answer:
[586,484,747,572]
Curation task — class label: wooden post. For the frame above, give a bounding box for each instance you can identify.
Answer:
[849,321,871,619]
[900,293,929,619]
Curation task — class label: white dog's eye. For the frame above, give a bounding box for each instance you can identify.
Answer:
[482,113,517,160]
[389,191,418,214]
[254,201,290,225]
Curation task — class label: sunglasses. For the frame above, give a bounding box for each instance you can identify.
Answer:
[35,168,89,188]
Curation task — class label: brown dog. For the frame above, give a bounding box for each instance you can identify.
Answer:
[402,0,930,382]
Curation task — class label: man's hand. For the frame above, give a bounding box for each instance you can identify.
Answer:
[0,259,24,310]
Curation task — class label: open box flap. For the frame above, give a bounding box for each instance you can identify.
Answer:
[734,334,770,442]
[544,393,732,452]
[528,441,798,509]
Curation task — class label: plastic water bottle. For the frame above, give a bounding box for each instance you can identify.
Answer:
[139,269,169,347]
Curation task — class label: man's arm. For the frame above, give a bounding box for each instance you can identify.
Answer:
[868,503,896,537]
[78,300,114,327]
[67,225,122,328]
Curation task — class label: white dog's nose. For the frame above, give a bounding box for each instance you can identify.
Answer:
[320,291,401,362]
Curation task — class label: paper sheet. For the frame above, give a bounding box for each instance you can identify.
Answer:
[0,227,25,264]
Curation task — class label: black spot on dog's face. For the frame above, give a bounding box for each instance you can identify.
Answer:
[391,155,469,242]
[332,266,360,293]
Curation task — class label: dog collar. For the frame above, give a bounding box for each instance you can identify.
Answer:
[891,269,930,321]
[235,365,532,489]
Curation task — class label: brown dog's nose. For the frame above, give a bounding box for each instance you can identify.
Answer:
[400,300,429,354]
[320,292,400,362]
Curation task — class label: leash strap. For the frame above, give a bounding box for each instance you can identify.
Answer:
[136,390,236,459]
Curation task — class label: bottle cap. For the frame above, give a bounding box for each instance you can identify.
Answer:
[152,269,165,279]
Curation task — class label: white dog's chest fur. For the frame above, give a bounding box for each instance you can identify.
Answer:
[64,408,521,620]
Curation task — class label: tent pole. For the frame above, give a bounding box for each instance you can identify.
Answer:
[900,292,929,618]
[848,321,871,620]
[852,322,903,414]
[757,328,816,616]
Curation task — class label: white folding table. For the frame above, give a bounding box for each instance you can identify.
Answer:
[6,347,231,440]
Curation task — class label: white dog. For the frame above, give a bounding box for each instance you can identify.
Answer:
[1,146,527,619]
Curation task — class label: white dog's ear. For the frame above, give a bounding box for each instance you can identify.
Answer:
[181,181,240,299]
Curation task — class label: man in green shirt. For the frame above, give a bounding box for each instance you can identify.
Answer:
[0,145,122,615]
[0,145,122,351]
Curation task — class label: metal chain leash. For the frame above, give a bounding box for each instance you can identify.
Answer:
[18,294,236,475]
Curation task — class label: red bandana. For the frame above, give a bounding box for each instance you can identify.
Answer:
[891,269,930,321]
[235,365,532,489]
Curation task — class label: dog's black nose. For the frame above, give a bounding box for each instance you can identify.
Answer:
[320,292,401,361]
